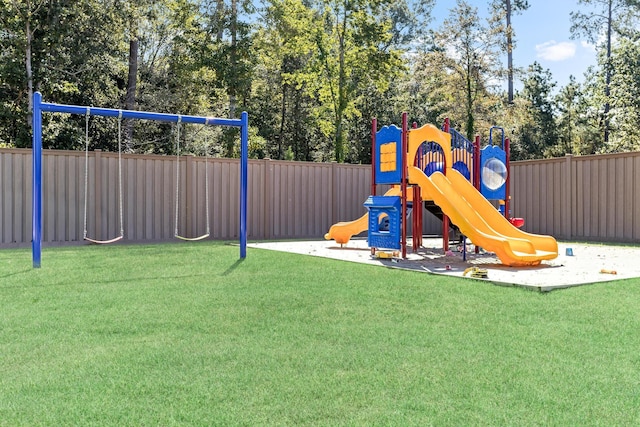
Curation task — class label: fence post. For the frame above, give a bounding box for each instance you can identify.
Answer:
[263,158,272,240]
[185,154,193,236]
[565,154,573,240]
[94,149,102,238]
[331,162,338,225]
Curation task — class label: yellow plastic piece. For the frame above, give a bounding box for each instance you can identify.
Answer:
[463,267,488,278]
[408,124,452,171]
[375,251,399,259]
[380,142,397,172]
[324,212,369,245]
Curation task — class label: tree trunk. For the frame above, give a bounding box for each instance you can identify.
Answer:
[278,81,287,160]
[604,0,612,144]
[465,62,474,139]
[334,11,348,163]
[124,36,138,152]
[229,0,237,120]
[506,0,514,104]
[26,9,34,134]
[215,0,225,42]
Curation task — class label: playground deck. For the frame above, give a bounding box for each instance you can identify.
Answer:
[249,238,638,292]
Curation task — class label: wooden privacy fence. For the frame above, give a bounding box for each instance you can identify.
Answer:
[0,148,402,246]
[1,148,640,247]
[510,152,640,243]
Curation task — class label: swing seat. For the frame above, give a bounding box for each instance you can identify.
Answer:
[84,235,124,245]
[174,233,210,242]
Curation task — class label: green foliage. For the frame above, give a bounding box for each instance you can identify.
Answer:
[424,0,502,139]
[309,0,407,162]
[570,0,639,44]
[284,145,295,160]
[509,63,559,160]
[1,0,640,161]
[570,0,640,144]
[249,0,326,161]
[607,31,640,151]
[553,76,601,155]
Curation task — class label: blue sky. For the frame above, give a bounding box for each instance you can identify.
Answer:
[430,0,599,90]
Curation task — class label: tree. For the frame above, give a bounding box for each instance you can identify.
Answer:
[202,0,255,157]
[607,29,640,151]
[345,0,432,163]
[310,0,404,162]
[510,62,558,160]
[0,1,129,149]
[430,0,501,139]
[0,0,61,146]
[251,0,323,160]
[553,75,601,155]
[489,0,530,104]
[119,1,159,152]
[570,0,640,144]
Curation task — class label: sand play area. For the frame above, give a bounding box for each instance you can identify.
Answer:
[249,237,640,292]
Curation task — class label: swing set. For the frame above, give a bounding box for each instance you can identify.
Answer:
[31,92,249,268]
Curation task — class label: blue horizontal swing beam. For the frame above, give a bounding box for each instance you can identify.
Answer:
[32,91,249,267]
[38,100,244,127]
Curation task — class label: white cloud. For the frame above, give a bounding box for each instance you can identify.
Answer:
[581,40,596,52]
[535,41,577,61]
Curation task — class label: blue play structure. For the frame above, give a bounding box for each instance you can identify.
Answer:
[31,92,250,268]
[363,195,402,250]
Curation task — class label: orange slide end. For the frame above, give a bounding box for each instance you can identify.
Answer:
[324,187,404,245]
[324,213,369,244]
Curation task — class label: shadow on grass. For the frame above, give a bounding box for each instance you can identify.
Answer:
[221,258,245,276]
[0,269,32,280]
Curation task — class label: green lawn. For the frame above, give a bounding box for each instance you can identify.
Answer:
[1,242,639,426]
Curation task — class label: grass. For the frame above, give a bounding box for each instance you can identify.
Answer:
[1,241,640,426]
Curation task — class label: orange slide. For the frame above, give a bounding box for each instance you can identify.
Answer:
[408,166,557,266]
[324,187,402,244]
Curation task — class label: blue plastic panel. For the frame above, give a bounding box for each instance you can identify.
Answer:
[375,125,403,185]
[480,145,507,201]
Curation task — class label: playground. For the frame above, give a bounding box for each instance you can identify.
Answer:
[23,95,637,292]
[235,113,640,292]
[322,115,558,270]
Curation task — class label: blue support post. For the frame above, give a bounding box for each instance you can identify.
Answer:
[32,92,43,268]
[240,111,249,259]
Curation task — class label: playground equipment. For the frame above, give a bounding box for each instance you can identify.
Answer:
[325,114,558,267]
[82,109,124,244]
[174,119,211,241]
[31,92,249,268]
[324,186,417,245]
